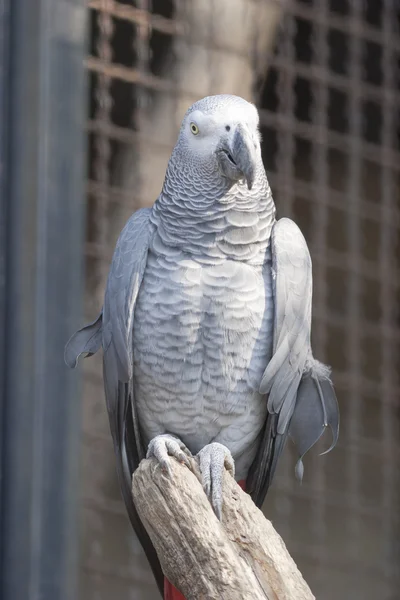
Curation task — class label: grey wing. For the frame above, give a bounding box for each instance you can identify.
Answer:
[247,218,339,507]
[101,208,151,462]
[64,208,164,595]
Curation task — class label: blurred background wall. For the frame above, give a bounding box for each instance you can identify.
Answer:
[82,1,400,599]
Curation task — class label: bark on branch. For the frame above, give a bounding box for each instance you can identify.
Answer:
[132,457,314,600]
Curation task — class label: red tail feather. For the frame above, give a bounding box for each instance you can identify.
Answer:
[164,578,186,600]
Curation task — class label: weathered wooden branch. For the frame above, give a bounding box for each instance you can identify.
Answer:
[132,457,314,600]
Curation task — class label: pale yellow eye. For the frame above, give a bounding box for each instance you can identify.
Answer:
[190,122,199,135]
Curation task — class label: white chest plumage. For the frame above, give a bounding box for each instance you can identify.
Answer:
[133,236,274,479]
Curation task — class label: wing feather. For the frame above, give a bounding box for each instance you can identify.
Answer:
[248,218,339,507]
[65,208,163,595]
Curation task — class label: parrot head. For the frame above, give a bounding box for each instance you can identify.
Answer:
[176,94,262,191]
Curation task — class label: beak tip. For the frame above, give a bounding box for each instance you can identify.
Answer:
[246,170,255,190]
[230,125,257,190]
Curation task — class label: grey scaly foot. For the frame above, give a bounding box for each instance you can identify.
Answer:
[197,442,235,520]
[146,434,192,476]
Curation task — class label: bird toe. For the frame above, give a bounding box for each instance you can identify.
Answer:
[197,442,235,520]
[147,434,192,475]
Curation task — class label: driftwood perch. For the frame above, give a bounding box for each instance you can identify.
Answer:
[132,457,314,600]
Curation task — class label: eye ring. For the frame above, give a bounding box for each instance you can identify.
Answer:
[190,122,199,135]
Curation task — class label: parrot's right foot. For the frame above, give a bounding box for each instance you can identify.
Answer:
[146,434,192,476]
[197,442,235,520]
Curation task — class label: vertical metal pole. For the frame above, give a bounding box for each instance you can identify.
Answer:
[0,1,87,599]
[0,0,11,562]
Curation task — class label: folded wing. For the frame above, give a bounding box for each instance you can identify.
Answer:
[248,218,339,507]
[64,208,163,594]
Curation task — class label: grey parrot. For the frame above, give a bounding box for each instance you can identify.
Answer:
[65,95,339,597]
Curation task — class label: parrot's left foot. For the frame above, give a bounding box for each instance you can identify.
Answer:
[197,442,235,520]
[147,434,192,476]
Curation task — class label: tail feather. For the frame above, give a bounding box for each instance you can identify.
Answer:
[164,580,186,600]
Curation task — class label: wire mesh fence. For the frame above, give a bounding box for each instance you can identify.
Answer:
[81,1,400,599]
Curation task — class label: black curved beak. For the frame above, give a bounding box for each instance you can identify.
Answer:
[230,124,257,190]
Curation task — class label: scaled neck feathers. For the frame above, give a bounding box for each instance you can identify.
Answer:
[150,156,276,265]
